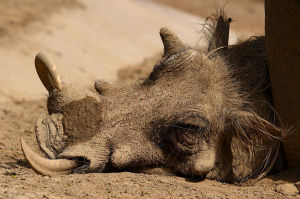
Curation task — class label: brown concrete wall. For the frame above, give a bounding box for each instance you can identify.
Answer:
[265,0,300,168]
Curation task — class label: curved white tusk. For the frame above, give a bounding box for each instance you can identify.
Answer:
[20,137,77,176]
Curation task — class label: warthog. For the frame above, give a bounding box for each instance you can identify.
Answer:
[21,14,283,182]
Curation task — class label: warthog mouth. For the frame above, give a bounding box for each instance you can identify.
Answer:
[62,157,91,173]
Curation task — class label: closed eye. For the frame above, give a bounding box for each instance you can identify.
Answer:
[174,123,200,132]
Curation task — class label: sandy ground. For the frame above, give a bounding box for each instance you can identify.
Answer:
[0,0,299,198]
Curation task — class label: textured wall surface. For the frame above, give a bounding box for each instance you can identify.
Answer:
[265,0,300,168]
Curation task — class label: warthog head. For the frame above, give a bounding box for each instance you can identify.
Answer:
[21,14,283,182]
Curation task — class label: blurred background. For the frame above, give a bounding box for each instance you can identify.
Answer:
[3,1,300,199]
[0,0,264,103]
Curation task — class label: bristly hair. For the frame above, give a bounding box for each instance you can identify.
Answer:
[201,10,288,181]
[198,8,231,56]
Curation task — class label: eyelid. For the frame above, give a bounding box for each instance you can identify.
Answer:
[173,123,201,132]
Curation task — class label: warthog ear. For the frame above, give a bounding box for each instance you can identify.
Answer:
[35,52,62,92]
[230,111,284,148]
[207,14,231,53]
[159,27,185,57]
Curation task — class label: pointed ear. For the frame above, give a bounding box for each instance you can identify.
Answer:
[230,111,284,148]
[206,12,231,55]
[159,27,185,57]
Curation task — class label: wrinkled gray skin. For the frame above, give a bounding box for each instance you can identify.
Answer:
[23,14,283,182]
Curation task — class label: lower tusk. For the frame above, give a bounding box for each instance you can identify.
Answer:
[20,137,77,176]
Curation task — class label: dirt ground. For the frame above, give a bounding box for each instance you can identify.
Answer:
[0,0,84,40]
[0,0,299,198]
